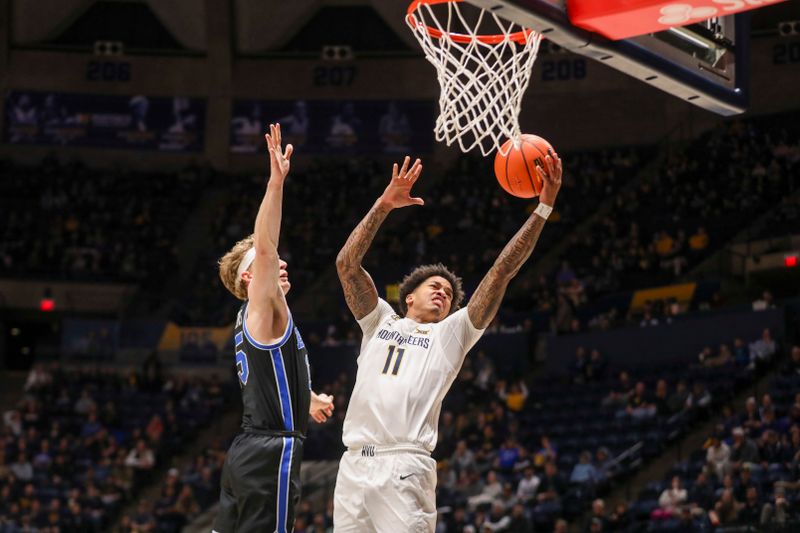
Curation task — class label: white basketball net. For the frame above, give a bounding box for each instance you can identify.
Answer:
[406,1,542,156]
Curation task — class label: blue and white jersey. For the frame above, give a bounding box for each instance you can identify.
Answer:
[233,301,311,436]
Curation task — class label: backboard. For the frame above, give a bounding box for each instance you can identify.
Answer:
[465,0,750,115]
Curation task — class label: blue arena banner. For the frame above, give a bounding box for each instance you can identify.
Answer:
[62,319,121,361]
[230,100,434,154]
[4,90,205,152]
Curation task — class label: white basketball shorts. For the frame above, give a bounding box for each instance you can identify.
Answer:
[333,444,437,533]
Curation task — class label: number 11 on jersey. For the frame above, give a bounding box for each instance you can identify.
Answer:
[381,345,405,376]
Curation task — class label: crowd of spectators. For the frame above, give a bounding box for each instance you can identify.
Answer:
[0,156,208,290]
[0,361,231,532]
[549,114,800,334]
[600,344,800,532]
[115,441,226,533]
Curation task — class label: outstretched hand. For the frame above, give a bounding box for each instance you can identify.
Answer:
[310,393,334,423]
[265,123,293,182]
[378,156,424,210]
[536,152,563,207]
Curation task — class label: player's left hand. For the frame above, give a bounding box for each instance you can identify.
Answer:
[310,393,334,423]
[265,123,293,182]
[537,152,562,207]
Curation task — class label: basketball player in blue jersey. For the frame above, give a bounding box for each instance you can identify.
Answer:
[214,124,334,533]
[333,153,562,532]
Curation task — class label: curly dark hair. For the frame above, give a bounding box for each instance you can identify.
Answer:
[398,263,464,316]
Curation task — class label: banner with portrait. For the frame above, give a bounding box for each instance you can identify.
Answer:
[4,90,205,152]
[230,99,434,154]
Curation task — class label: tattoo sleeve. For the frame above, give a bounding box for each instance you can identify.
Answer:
[336,201,391,319]
[468,213,548,329]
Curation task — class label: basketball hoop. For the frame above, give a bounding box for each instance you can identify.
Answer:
[406,0,542,156]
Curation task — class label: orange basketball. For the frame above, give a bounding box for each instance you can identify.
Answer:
[494,134,555,198]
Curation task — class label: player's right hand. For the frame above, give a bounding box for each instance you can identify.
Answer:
[265,123,293,183]
[378,156,424,209]
[537,152,562,207]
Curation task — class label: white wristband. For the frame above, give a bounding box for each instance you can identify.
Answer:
[534,202,553,220]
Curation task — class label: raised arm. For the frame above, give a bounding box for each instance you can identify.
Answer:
[336,156,423,319]
[468,153,563,329]
[246,124,294,340]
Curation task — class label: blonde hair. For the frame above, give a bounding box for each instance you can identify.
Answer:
[218,234,255,300]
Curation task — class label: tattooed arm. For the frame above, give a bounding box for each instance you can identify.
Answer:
[336,156,424,320]
[467,153,563,329]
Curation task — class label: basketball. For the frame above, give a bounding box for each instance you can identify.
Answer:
[494,134,555,199]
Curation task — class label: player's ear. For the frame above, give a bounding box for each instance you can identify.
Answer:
[241,271,253,285]
[405,293,414,310]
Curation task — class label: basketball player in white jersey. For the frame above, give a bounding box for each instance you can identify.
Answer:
[333,153,562,532]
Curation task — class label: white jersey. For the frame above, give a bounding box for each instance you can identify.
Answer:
[342,299,485,452]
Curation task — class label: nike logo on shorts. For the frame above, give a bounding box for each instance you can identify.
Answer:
[399,473,415,480]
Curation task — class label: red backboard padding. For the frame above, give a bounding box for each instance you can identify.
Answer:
[567,0,786,40]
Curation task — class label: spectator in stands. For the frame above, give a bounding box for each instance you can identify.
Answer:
[498,381,529,413]
[741,397,762,432]
[594,447,614,484]
[697,346,713,365]
[583,349,607,383]
[706,433,731,479]
[495,438,522,473]
[125,439,155,485]
[783,345,800,377]
[733,338,750,367]
[3,409,22,437]
[759,429,787,467]
[653,476,687,520]
[688,226,709,254]
[584,499,607,532]
[534,436,558,467]
[130,500,156,532]
[484,501,511,531]
[735,464,758,501]
[607,502,631,532]
[738,486,762,527]
[675,506,705,532]
[506,503,532,533]
[688,471,715,512]
[9,452,33,482]
[74,389,96,415]
[749,328,777,368]
[652,379,670,417]
[145,414,164,444]
[730,427,760,471]
[752,291,775,311]
[452,440,477,475]
[687,382,712,415]
[667,380,690,414]
[24,364,51,392]
[535,461,566,513]
[553,518,568,533]
[570,451,599,486]
[623,382,656,419]
[704,344,734,367]
[516,466,540,503]
[468,470,503,509]
[711,488,742,526]
[603,372,633,407]
[760,485,790,527]
[173,485,201,524]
